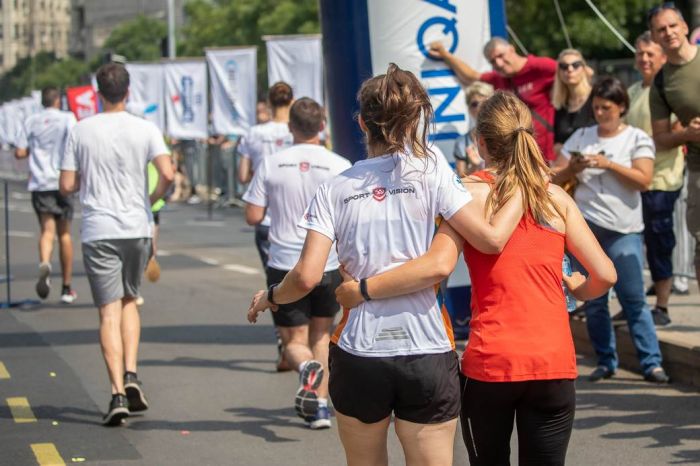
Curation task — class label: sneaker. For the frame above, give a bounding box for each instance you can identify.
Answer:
[102,394,129,426]
[186,194,202,205]
[644,367,670,384]
[295,360,323,419]
[651,308,672,327]
[60,289,78,304]
[124,372,149,412]
[646,285,656,296]
[308,406,332,430]
[570,304,586,321]
[35,262,51,299]
[611,310,625,324]
[588,365,615,382]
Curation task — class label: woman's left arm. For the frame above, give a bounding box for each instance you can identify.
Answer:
[247,230,333,323]
[586,155,653,192]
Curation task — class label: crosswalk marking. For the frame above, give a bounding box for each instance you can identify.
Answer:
[223,264,261,275]
[7,397,37,423]
[30,443,66,466]
[0,361,9,379]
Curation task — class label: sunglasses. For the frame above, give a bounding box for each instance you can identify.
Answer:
[558,61,584,71]
[647,2,678,23]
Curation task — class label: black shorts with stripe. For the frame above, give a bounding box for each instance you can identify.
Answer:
[328,344,460,424]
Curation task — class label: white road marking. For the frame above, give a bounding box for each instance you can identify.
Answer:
[156,249,172,257]
[8,230,34,238]
[223,264,261,275]
[200,257,220,266]
[185,220,226,227]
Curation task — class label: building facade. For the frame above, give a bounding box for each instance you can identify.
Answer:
[0,0,71,73]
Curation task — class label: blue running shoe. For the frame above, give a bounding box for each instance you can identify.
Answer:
[295,360,323,419]
[308,406,332,430]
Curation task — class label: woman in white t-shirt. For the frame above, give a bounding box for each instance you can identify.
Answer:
[552,76,668,384]
[246,64,524,466]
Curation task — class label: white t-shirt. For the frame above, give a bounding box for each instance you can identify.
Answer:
[562,125,655,234]
[16,108,77,191]
[239,121,293,227]
[243,144,351,271]
[300,153,471,357]
[61,111,170,243]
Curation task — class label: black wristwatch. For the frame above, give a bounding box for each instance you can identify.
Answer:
[359,278,372,302]
[267,284,278,305]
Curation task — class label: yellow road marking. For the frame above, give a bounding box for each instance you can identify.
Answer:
[7,397,37,423]
[0,361,9,379]
[31,443,66,466]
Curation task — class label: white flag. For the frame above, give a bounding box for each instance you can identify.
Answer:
[206,47,257,136]
[265,35,324,105]
[126,63,166,131]
[164,60,209,139]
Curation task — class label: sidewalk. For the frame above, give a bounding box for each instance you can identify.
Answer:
[570,279,700,389]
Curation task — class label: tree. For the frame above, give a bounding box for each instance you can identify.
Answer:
[179,0,320,92]
[100,15,168,63]
[0,52,89,101]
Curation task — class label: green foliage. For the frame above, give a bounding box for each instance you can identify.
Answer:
[0,52,89,102]
[101,15,168,63]
[179,0,321,93]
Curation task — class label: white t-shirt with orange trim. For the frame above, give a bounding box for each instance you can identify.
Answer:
[300,152,471,357]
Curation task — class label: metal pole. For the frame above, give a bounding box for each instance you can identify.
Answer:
[167,0,176,59]
[4,181,11,306]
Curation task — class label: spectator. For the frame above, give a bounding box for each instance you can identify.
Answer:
[430,37,557,162]
[557,76,669,384]
[452,82,493,176]
[552,49,595,156]
[648,4,700,292]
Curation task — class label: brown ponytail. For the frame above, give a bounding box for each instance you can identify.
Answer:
[476,91,562,224]
[358,63,433,158]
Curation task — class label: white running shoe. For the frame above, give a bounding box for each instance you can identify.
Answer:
[60,289,78,304]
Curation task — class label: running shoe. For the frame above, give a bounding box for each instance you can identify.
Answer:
[124,372,149,412]
[308,406,332,430]
[35,262,51,299]
[60,289,78,304]
[588,365,615,382]
[102,394,129,426]
[295,360,323,419]
[651,308,672,327]
[644,367,670,384]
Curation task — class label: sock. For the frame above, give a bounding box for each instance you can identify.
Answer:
[62,284,71,294]
[298,361,308,374]
[318,398,328,408]
[125,371,137,378]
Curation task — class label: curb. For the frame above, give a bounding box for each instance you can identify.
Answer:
[570,319,700,389]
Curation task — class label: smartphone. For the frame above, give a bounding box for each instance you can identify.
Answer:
[569,151,583,160]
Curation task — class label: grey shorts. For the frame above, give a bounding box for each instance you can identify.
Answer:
[82,238,152,307]
[31,190,74,221]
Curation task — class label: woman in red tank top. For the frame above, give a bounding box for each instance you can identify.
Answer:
[336,92,617,465]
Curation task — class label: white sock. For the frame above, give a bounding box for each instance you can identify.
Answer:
[318,398,328,408]
[298,361,308,373]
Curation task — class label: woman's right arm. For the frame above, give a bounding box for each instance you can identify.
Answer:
[553,186,617,300]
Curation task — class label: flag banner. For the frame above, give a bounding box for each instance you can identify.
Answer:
[206,47,257,136]
[265,35,324,105]
[164,60,209,139]
[126,63,166,131]
[66,85,99,121]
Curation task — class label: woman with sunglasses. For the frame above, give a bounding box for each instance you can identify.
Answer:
[551,49,595,158]
[453,82,494,176]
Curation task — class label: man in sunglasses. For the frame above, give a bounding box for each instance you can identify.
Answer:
[430,37,557,163]
[648,3,700,299]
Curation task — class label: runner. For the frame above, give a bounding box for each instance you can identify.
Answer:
[243,97,351,429]
[59,63,174,426]
[335,91,617,465]
[15,87,78,303]
[238,82,295,372]
[247,64,526,466]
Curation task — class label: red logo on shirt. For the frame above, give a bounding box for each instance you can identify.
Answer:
[373,187,386,202]
[299,162,310,172]
[275,138,284,147]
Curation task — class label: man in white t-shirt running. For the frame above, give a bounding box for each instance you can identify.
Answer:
[59,63,174,426]
[15,87,78,303]
[243,97,351,429]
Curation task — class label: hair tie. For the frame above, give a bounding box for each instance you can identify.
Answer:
[514,127,531,135]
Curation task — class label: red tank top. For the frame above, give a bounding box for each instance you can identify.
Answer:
[461,171,577,382]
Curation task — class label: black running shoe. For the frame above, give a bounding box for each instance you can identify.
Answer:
[124,372,149,412]
[103,394,129,426]
[588,365,615,382]
[644,367,670,384]
[295,360,323,420]
[651,308,672,327]
[35,263,51,299]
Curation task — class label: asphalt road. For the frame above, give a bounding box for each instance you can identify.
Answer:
[1,182,699,466]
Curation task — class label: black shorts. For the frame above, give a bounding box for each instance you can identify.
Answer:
[266,267,341,327]
[328,344,460,424]
[31,191,73,221]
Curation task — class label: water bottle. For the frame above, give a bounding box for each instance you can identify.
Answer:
[562,255,577,312]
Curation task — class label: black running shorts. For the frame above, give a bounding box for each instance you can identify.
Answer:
[31,190,73,221]
[328,344,461,424]
[266,267,341,327]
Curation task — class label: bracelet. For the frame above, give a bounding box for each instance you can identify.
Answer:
[267,284,278,305]
[359,278,372,302]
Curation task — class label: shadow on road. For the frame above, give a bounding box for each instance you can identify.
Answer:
[139,356,277,374]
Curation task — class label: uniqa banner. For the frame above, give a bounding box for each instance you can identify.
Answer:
[265,35,324,105]
[205,47,257,136]
[164,60,208,139]
[126,63,166,131]
[66,85,99,121]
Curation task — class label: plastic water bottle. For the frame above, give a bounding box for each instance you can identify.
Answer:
[562,255,577,312]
